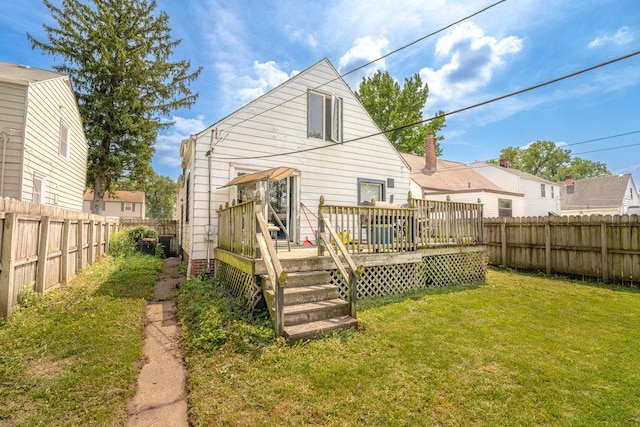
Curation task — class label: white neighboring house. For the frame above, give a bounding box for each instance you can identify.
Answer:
[470,161,561,216]
[0,61,88,211]
[402,135,525,218]
[561,174,639,216]
[83,190,146,218]
[176,58,412,275]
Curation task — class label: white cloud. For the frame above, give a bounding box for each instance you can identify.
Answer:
[419,22,522,109]
[588,27,634,48]
[156,115,207,167]
[285,25,318,48]
[338,36,389,73]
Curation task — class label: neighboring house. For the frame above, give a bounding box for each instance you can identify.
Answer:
[83,190,146,219]
[560,174,639,216]
[401,135,525,218]
[177,58,412,274]
[0,61,88,211]
[470,160,561,216]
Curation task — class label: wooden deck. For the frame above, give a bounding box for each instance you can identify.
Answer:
[215,195,486,341]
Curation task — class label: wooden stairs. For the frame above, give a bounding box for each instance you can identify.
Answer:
[262,270,358,342]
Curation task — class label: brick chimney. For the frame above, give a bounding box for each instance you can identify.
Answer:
[565,175,574,194]
[424,133,437,173]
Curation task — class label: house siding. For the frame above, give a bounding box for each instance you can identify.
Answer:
[22,77,87,211]
[180,59,411,267]
[0,81,27,200]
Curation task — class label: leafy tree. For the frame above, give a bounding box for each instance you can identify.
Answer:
[493,140,610,181]
[29,0,200,214]
[116,172,176,219]
[355,70,445,156]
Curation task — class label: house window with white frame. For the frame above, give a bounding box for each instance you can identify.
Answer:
[59,118,70,159]
[122,202,133,212]
[551,186,555,199]
[307,91,343,142]
[540,183,546,198]
[33,174,46,204]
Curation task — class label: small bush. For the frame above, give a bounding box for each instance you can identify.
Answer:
[128,226,158,242]
[108,230,137,257]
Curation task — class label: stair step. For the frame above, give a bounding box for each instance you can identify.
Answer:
[283,298,349,326]
[262,270,332,289]
[284,315,358,342]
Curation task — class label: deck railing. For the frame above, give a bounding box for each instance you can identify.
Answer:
[409,196,484,246]
[217,199,258,257]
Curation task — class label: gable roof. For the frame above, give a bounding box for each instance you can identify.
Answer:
[401,153,520,195]
[84,190,145,203]
[561,174,633,209]
[472,161,558,185]
[0,61,66,85]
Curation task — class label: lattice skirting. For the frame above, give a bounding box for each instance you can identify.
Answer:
[330,252,487,300]
[215,260,262,310]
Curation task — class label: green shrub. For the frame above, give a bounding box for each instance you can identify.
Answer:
[108,230,137,257]
[128,226,158,242]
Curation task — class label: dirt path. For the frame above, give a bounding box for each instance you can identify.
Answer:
[126,257,188,427]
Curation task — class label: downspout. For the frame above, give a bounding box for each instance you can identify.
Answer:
[205,129,215,273]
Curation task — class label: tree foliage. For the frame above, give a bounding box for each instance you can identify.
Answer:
[29,0,200,213]
[355,70,445,156]
[116,171,176,219]
[493,140,611,181]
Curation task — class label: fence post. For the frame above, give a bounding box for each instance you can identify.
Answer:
[77,220,85,272]
[545,221,552,275]
[601,222,609,283]
[88,220,95,265]
[35,216,51,294]
[500,219,507,266]
[61,219,71,284]
[0,213,17,318]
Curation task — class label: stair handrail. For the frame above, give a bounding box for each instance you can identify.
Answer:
[256,211,287,337]
[318,196,364,319]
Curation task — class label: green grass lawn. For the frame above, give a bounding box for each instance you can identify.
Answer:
[180,269,640,426]
[0,254,163,426]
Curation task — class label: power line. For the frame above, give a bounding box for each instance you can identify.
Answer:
[215,50,640,161]
[573,142,640,155]
[563,130,640,147]
[215,0,508,142]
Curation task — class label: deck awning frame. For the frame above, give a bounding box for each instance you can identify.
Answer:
[221,166,298,188]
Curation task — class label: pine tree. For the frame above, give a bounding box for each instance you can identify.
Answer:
[29,0,200,213]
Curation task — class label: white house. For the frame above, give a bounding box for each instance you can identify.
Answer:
[0,61,87,211]
[177,59,412,275]
[561,174,638,216]
[402,135,525,218]
[470,161,561,216]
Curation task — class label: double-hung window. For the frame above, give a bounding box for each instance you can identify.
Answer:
[540,183,546,198]
[498,198,512,217]
[307,91,343,142]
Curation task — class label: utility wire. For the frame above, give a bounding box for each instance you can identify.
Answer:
[215,0,508,143]
[215,50,640,161]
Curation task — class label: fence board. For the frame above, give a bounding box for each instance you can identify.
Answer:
[484,214,640,284]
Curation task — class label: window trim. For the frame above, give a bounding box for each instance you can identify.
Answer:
[307,90,343,143]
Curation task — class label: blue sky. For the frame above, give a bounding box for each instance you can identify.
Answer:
[2,0,639,187]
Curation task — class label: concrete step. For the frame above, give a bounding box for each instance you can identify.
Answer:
[284,315,358,343]
[283,299,349,326]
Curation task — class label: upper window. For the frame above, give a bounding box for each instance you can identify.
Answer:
[551,186,555,199]
[358,178,385,205]
[498,198,512,217]
[123,202,133,212]
[631,188,634,200]
[59,119,70,159]
[307,91,343,142]
[33,174,46,204]
[540,183,546,198]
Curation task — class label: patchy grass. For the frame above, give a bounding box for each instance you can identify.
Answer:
[180,269,640,426]
[0,254,163,426]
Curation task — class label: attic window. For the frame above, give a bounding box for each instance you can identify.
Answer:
[307,91,343,142]
[59,119,70,159]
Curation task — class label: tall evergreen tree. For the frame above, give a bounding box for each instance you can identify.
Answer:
[29,0,200,213]
[355,70,445,156]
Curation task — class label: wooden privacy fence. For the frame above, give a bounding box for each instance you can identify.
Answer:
[0,198,119,318]
[484,215,640,284]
